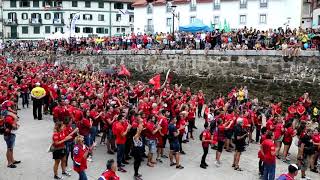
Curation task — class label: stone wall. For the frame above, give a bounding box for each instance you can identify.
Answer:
[16,50,320,104]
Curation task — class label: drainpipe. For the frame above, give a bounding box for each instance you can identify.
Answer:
[109,2,112,37]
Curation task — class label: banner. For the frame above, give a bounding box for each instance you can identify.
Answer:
[70,13,80,35]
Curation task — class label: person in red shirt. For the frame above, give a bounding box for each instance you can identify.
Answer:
[98,159,120,180]
[261,131,276,180]
[197,90,205,118]
[73,135,90,180]
[258,127,268,177]
[145,115,161,167]
[19,79,29,108]
[77,110,92,161]
[177,112,188,154]
[200,122,211,169]
[187,104,196,140]
[312,128,320,173]
[156,110,169,162]
[215,119,232,167]
[282,122,296,163]
[273,117,284,159]
[52,122,73,180]
[114,115,131,172]
[3,115,20,168]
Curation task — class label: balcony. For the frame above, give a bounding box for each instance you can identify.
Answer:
[144,25,154,33]
[53,18,64,26]
[190,5,197,11]
[4,19,18,26]
[214,4,220,10]
[240,3,247,9]
[260,3,268,8]
[29,18,42,26]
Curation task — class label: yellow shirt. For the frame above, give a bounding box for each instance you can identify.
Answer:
[237,90,244,101]
[313,107,318,116]
[31,87,46,98]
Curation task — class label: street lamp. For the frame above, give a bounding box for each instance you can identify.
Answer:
[171,5,177,40]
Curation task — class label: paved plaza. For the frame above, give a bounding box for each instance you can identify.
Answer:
[0,106,319,180]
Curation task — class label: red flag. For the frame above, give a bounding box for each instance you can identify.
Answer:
[118,65,131,77]
[149,74,161,89]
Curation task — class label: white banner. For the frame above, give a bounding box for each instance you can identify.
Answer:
[70,13,80,36]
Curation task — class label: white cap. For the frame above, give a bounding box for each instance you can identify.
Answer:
[35,82,41,86]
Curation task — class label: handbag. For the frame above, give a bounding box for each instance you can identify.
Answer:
[47,143,55,153]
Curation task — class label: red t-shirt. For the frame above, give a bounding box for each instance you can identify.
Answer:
[202,129,211,147]
[158,116,168,135]
[98,170,120,180]
[78,118,91,136]
[283,127,295,143]
[73,144,88,173]
[52,131,66,149]
[217,125,225,142]
[115,122,126,145]
[274,123,284,140]
[262,139,276,164]
[145,121,157,140]
[177,119,186,134]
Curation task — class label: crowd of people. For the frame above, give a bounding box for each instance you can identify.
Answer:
[1,27,320,57]
[0,54,319,180]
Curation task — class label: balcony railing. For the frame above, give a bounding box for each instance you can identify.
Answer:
[190,5,197,11]
[240,3,247,9]
[53,18,64,25]
[260,3,268,8]
[214,4,220,10]
[144,25,154,33]
[29,18,42,26]
[4,19,18,26]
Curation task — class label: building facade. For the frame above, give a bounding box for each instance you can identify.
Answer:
[312,0,320,28]
[1,0,134,40]
[133,0,309,34]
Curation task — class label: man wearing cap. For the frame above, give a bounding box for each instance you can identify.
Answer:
[31,82,46,120]
[277,164,299,180]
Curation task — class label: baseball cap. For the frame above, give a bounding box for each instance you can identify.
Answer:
[288,164,299,173]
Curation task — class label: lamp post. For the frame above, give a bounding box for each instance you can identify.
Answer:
[171,5,176,41]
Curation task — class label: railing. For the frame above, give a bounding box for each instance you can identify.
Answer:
[53,18,64,25]
[4,19,18,26]
[29,18,42,25]
[190,5,197,11]
[144,25,154,33]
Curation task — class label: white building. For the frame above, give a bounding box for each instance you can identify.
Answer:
[312,0,320,28]
[133,0,310,34]
[1,0,135,40]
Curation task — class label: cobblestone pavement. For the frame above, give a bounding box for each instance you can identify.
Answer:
[0,107,319,180]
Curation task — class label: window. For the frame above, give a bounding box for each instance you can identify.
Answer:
[33,0,39,7]
[45,26,51,34]
[214,16,219,25]
[34,27,40,34]
[22,13,28,20]
[105,28,109,34]
[260,0,268,8]
[190,16,196,23]
[22,26,28,34]
[98,14,104,21]
[8,12,17,20]
[127,3,134,10]
[10,0,17,7]
[85,1,91,8]
[55,27,63,33]
[75,27,80,33]
[117,28,120,33]
[98,1,104,8]
[129,15,134,23]
[116,14,121,21]
[83,14,93,20]
[121,28,125,33]
[83,27,93,33]
[259,14,267,24]
[72,1,78,7]
[96,28,105,34]
[240,15,246,24]
[45,13,51,20]
[240,0,247,9]
[70,13,79,19]
[318,15,320,25]
[114,3,124,9]
[147,5,153,14]
[147,19,152,26]
[166,4,172,13]
[166,18,172,26]
[20,0,30,7]
[214,0,220,10]
[190,0,197,11]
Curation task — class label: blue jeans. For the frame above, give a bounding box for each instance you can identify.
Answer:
[263,163,276,180]
[90,126,98,145]
[84,135,91,147]
[78,171,87,180]
[117,144,125,167]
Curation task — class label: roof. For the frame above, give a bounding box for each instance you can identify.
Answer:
[133,0,190,7]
